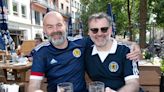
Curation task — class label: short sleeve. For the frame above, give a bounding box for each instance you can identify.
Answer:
[123,49,139,81]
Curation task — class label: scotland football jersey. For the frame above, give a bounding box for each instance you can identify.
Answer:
[85,39,139,91]
[30,38,88,92]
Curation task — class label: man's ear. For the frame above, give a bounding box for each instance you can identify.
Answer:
[88,29,90,35]
[64,21,68,29]
[109,27,112,32]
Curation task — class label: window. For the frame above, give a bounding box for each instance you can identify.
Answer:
[71,0,73,6]
[72,11,74,18]
[61,3,63,10]
[75,12,79,19]
[21,5,26,18]
[52,0,56,8]
[34,11,40,25]
[2,0,9,14]
[12,2,18,16]
[77,3,79,9]
[66,6,69,14]
[75,1,76,8]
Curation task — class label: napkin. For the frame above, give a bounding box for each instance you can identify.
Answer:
[12,57,28,66]
[17,57,28,63]
[3,84,19,92]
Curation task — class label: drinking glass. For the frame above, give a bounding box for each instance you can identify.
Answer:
[57,82,73,92]
[89,81,104,92]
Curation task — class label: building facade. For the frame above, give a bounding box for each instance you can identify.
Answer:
[5,0,32,47]
[70,0,84,35]
[5,0,84,47]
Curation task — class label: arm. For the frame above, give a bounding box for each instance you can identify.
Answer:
[105,79,139,92]
[28,79,42,92]
[126,42,142,61]
[117,39,142,61]
[119,47,140,92]
[117,78,139,92]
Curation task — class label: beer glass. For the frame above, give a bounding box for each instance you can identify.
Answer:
[89,81,104,92]
[57,82,73,92]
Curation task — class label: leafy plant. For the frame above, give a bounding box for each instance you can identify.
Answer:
[160,58,164,73]
[142,49,153,59]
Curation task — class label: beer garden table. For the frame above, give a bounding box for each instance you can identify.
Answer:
[0,61,32,82]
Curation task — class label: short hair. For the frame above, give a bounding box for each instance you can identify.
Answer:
[88,12,112,27]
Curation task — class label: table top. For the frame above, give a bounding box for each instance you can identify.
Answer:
[0,61,32,70]
[139,60,160,67]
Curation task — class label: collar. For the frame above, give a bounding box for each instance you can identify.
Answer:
[91,38,118,55]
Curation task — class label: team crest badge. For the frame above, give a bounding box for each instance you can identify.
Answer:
[109,61,119,72]
[73,48,81,58]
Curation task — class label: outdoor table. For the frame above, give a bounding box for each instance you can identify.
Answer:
[0,61,32,82]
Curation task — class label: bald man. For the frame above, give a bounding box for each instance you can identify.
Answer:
[28,11,87,92]
[28,11,141,92]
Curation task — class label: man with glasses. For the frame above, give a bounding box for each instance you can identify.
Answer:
[28,11,141,92]
[85,12,140,92]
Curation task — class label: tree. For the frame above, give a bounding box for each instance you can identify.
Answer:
[80,0,163,48]
[139,0,147,48]
[80,0,128,35]
[80,0,109,35]
[153,0,164,26]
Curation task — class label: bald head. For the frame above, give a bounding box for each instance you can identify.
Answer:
[43,11,64,25]
[42,11,67,47]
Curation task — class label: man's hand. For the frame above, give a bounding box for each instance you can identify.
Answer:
[126,43,142,61]
[105,87,116,92]
[35,90,44,92]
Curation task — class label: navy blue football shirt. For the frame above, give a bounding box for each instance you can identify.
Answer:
[85,39,139,91]
[30,38,89,92]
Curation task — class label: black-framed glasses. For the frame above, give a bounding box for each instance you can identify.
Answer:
[90,27,109,34]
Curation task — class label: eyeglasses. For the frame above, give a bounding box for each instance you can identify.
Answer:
[90,27,109,34]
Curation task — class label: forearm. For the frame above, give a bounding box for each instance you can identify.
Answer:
[28,79,42,92]
[118,79,139,92]
[117,39,137,46]
[118,39,142,60]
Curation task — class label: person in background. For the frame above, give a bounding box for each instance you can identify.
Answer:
[28,11,141,92]
[34,37,43,46]
[16,35,24,56]
[25,37,43,61]
[85,12,140,92]
[74,29,83,39]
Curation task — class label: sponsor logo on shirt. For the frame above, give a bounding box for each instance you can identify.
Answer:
[72,48,81,58]
[109,61,119,72]
[50,59,58,64]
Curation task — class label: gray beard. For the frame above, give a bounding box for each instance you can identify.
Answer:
[47,32,67,46]
[49,36,65,46]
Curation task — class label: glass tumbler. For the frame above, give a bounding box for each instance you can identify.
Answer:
[57,82,73,92]
[89,81,105,92]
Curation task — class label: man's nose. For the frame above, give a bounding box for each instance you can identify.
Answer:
[97,29,103,35]
[52,26,58,31]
